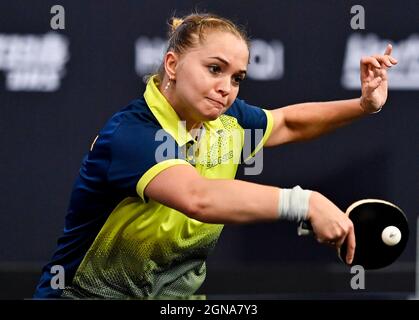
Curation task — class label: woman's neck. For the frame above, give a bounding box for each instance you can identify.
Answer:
[159,81,202,132]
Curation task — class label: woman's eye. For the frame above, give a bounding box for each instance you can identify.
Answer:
[233,76,245,85]
[208,65,221,74]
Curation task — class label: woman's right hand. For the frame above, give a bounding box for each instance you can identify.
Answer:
[307,191,356,264]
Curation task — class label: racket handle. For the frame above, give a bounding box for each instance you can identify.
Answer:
[297,220,314,236]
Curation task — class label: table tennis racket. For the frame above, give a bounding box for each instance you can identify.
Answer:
[297,199,409,270]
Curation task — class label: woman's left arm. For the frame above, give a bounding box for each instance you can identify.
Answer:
[265,44,398,147]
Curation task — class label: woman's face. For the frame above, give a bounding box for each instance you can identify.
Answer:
[171,31,249,122]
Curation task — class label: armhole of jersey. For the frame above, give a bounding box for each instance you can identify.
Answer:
[244,109,274,162]
[136,159,192,201]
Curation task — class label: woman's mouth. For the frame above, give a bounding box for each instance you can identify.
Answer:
[206,97,225,109]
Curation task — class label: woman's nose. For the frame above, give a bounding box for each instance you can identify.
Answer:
[216,77,231,96]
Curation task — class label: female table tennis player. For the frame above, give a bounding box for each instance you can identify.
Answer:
[34,12,397,299]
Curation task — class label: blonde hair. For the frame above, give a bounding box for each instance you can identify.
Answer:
[156,13,249,83]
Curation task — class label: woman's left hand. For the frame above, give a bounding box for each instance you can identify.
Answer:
[359,44,398,113]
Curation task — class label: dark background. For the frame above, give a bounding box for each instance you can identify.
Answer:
[0,0,417,299]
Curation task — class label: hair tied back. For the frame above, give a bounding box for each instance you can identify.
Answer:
[170,17,184,34]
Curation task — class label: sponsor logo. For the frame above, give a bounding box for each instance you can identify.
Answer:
[0,32,69,92]
[342,33,419,90]
[135,37,284,81]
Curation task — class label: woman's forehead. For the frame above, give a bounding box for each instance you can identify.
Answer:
[191,31,249,66]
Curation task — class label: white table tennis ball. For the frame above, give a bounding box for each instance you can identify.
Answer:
[381,226,402,246]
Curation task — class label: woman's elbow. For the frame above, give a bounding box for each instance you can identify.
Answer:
[182,181,211,222]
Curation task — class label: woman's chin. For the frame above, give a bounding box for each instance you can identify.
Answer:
[205,114,220,121]
[201,109,223,121]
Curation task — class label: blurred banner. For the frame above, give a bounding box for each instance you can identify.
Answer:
[0,1,418,295]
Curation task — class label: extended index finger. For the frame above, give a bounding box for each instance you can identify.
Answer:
[384,43,392,56]
[345,227,356,265]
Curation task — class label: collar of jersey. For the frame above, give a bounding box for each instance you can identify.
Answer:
[144,75,195,146]
[144,75,227,147]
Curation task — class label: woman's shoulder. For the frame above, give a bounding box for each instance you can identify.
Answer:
[114,97,155,121]
[106,98,159,127]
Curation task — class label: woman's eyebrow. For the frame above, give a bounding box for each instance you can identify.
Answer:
[208,56,247,74]
[209,56,230,65]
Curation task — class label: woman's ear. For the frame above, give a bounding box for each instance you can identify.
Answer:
[164,51,178,80]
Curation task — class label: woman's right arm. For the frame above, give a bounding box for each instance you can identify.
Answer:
[144,164,355,263]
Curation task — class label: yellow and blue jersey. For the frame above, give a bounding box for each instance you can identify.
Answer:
[34,76,273,298]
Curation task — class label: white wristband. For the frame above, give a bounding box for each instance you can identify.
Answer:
[278,186,312,222]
